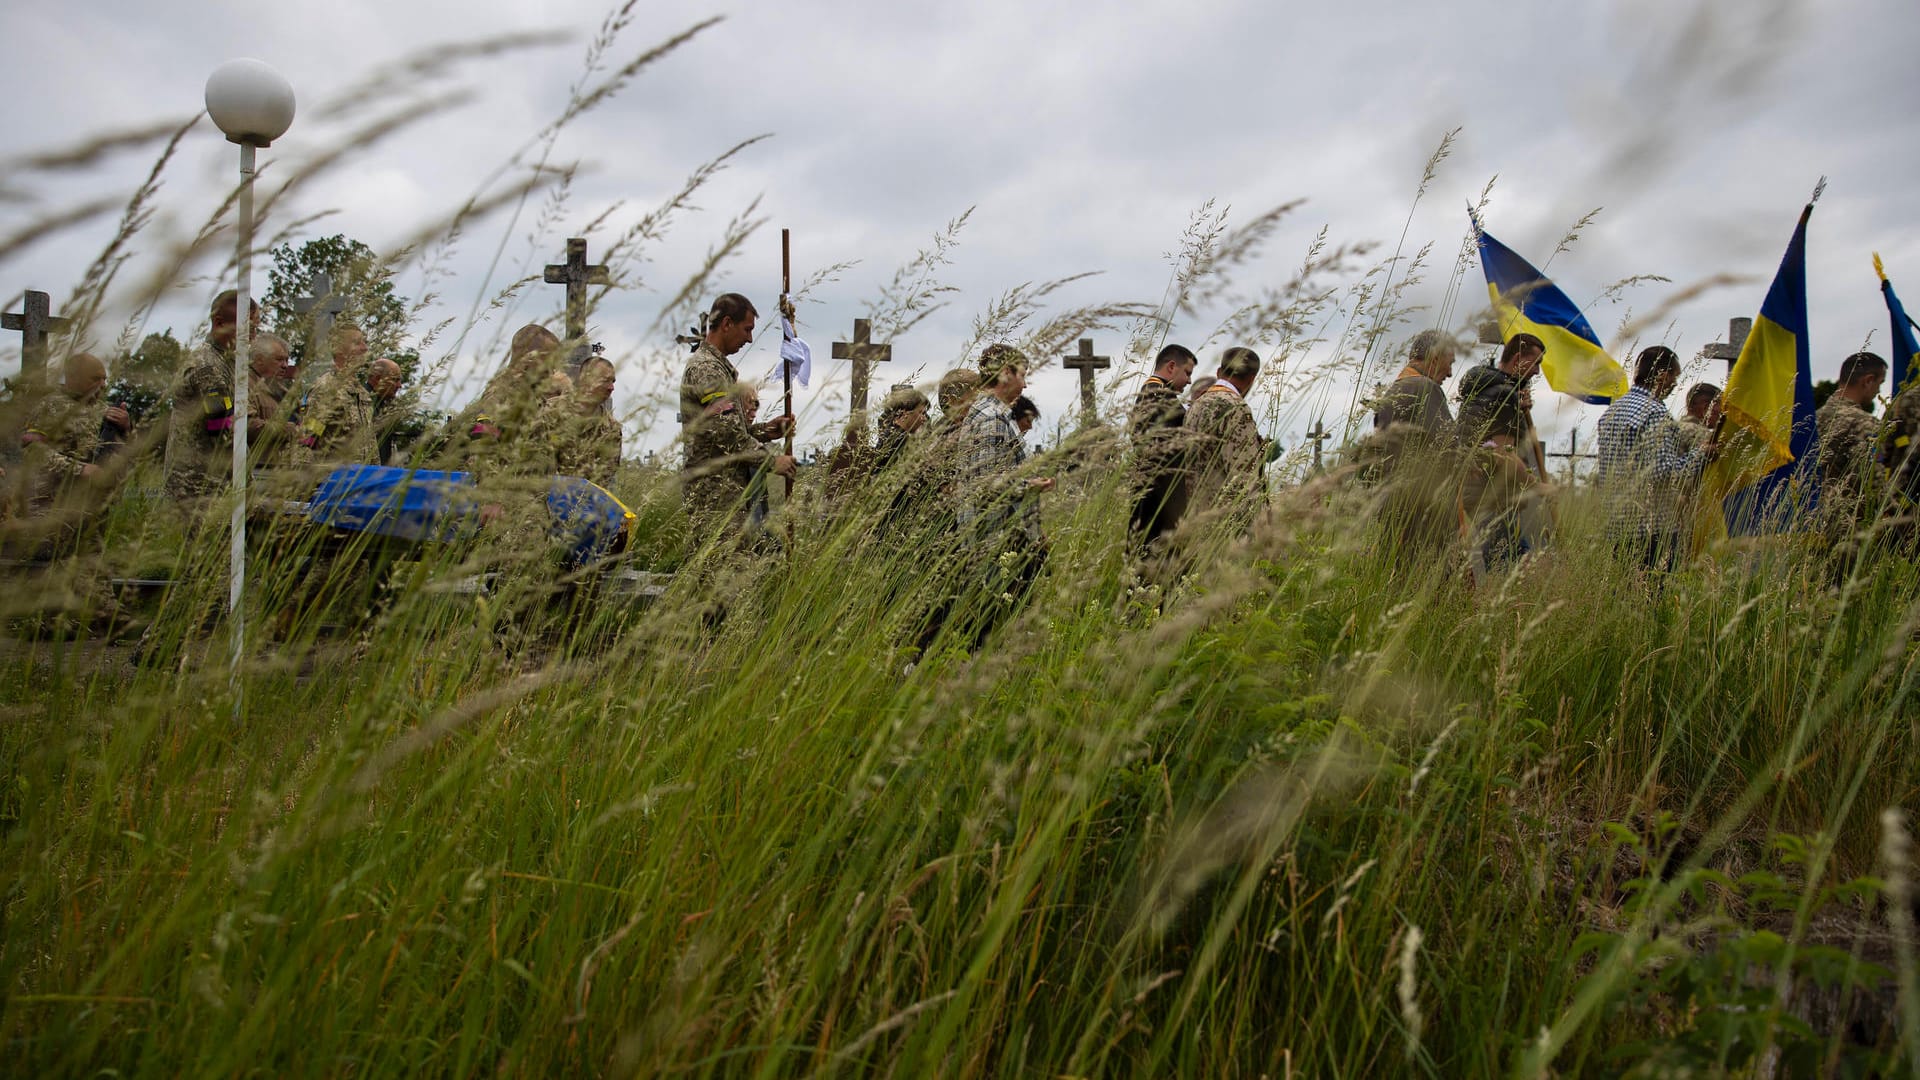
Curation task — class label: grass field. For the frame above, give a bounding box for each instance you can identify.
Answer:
[1,454,1915,1076]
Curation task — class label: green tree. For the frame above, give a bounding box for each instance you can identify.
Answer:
[106,329,184,425]
[263,235,422,378]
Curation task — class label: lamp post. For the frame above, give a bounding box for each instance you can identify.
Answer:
[204,58,294,700]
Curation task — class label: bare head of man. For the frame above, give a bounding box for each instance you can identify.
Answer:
[250,333,291,379]
[207,289,262,352]
[63,351,108,401]
[368,358,404,400]
[705,294,758,357]
[331,323,369,371]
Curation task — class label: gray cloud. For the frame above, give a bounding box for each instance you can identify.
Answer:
[2,0,1914,462]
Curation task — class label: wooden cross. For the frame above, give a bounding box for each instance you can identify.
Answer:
[1061,338,1110,420]
[1703,316,1752,371]
[1304,417,1332,471]
[4,290,70,374]
[1546,430,1598,484]
[831,317,892,417]
[292,271,346,369]
[543,237,609,345]
[673,312,710,353]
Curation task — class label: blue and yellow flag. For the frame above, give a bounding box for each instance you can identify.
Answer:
[1696,201,1821,545]
[1472,215,1629,404]
[1874,254,1918,396]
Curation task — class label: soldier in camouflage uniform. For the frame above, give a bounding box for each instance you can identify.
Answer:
[1884,381,1920,498]
[880,371,975,538]
[873,387,929,476]
[539,353,622,486]
[163,290,259,507]
[293,324,376,471]
[1675,383,1721,453]
[680,294,794,553]
[1458,393,1554,586]
[442,325,564,477]
[17,352,126,521]
[1880,381,1920,556]
[1185,346,1267,528]
[440,327,572,601]
[6,353,131,624]
[1127,343,1197,558]
[1815,351,1887,530]
[367,358,410,465]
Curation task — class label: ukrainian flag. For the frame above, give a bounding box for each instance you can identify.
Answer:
[1696,202,1821,545]
[1874,254,1918,396]
[1472,214,1629,404]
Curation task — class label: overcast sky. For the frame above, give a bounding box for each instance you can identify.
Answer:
[2,0,1915,462]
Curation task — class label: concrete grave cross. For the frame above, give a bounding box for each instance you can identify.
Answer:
[1304,417,1332,471]
[1703,317,1752,370]
[292,271,346,369]
[3,290,70,374]
[831,317,892,417]
[1062,338,1110,420]
[544,237,610,346]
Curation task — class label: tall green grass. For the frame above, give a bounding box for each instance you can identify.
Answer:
[1,451,1914,1075]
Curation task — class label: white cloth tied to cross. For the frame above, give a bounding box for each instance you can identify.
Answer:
[779,295,811,388]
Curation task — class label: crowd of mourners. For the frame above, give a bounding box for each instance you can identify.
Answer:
[4,286,1918,641]
[1360,328,1920,584]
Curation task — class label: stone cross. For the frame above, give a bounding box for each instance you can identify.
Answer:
[1304,417,1332,471]
[543,237,609,346]
[831,317,892,417]
[1061,338,1110,421]
[292,271,346,370]
[3,290,70,375]
[1547,429,1597,484]
[1703,317,1752,371]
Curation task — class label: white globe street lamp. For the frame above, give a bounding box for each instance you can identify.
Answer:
[205,58,294,701]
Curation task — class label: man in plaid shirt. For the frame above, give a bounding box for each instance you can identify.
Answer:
[1595,346,1713,570]
[956,345,1053,539]
[947,344,1054,646]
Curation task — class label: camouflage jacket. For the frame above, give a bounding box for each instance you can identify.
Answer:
[1127,375,1188,487]
[1185,383,1264,512]
[680,341,738,427]
[295,366,376,468]
[1815,395,1883,501]
[19,389,103,509]
[680,343,770,523]
[881,418,965,537]
[448,376,561,488]
[1883,387,1920,505]
[541,403,623,487]
[163,342,236,499]
[1673,417,1712,454]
